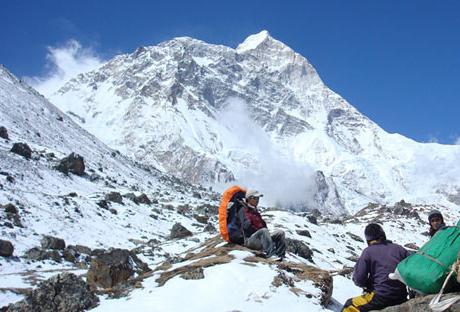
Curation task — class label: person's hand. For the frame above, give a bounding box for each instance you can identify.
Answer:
[404,243,419,250]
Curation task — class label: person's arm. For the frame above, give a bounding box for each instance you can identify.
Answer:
[353,250,370,288]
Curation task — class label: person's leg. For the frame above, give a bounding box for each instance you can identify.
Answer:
[271,229,286,258]
[245,228,274,255]
[354,294,406,312]
[341,292,375,312]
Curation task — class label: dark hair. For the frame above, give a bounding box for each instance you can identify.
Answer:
[364,223,386,242]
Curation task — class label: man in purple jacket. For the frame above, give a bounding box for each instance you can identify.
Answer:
[341,223,410,312]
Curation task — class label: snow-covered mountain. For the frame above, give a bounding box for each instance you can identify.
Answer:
[48,30,460,214]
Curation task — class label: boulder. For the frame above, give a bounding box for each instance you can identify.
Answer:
[6,273,99,312]
[180,267,204,280]
[123,192,138,204]
[55,152,85,176]
[0,240,14,257]
[41,235,66,250]
[87,248,150,289]
[10,142,32,159]
[0,126,8,140]
[380,293,460,311]
[346,232,364,243]
[25,247,61,263]
[285,238,314,262]
[96,199,109,209]
[3,203,18,214]
[136,193,152,205]
[296,229,312,238]
[170,223,193,239]
[193,214,209,224]
[75,244,92,255]
[307,215,318,225]
[2,203,23,227]
[203,222,217,233]
[105,192,123,204]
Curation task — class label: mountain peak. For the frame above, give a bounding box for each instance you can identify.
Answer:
[236,30,271,53]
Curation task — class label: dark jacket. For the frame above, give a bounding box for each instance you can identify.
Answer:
[237,202,267,238]
[353,240,410,300]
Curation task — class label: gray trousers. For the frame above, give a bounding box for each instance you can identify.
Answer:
[245,228,286,257]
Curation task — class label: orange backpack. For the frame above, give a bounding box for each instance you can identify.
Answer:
[219,185,246,242]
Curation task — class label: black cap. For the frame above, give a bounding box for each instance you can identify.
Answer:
[428,209,443,223]
[364,223,386,241]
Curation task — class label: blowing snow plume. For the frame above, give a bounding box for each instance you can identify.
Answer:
[216,98,317,211]
[26,40,104,97]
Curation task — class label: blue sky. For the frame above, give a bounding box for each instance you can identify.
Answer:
[1,0,459,144]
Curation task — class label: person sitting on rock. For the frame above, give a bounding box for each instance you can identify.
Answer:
[341,223,410,312]
[428,209,446,238]
[237,189,286,259]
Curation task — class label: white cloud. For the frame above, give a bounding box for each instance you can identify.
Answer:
[26,40,104,97]
[427,135,439,144]
[216,98,317,211]
[455,137,460,145]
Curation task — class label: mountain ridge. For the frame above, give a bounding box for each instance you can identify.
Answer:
[45,32,460,214]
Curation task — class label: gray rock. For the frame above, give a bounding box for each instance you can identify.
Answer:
[105,192,123,204]
[10,142,32,159]
[296,229,312,238]
[25,247,62,263]
[285,238,313,262]
[203,222,217,233]
[346,232,364,243]
[75,245,92,255]
[87,249,134,289]
[380,292,460,311]
[62,247,77,263]
[136,193,152,205]
[0,126,8,140]
[96,199,109,209]
[193,214,209,224]
[180,267,204,280]
[0,239,14,257]
[55,152,85,176]
[6,273,99,312]
[307,215,318,225]
[3,203,18,214]
[41,235,66,250]
[170,223,193,239]
[123,192,138,204]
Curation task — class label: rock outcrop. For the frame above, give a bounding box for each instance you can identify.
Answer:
[87,248,150,289]
[54,152,85,176]
[379,293,460,311]
[155,236,333,306]
[6,273,99,312]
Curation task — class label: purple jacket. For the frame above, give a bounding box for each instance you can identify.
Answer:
[353,241,410,300]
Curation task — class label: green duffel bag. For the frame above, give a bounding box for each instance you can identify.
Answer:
[395,220,460,294]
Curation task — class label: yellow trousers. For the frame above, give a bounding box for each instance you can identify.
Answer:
[342,292,375,312]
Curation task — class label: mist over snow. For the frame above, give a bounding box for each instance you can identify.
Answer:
[456,136,460,145]
[216,98,317,210]
[26,40,105,97]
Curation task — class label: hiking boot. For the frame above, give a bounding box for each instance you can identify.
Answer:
[265,246,277,258]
